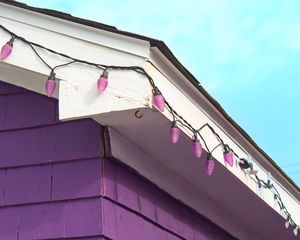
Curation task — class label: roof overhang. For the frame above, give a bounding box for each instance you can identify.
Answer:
[0,0,298,193]
[0,1,299,239]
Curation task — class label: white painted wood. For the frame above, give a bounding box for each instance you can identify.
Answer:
[150,47,300,199]
[0,62,54,97]
[0,16,151,119]
[93,107,297,239]
[148,48,300,224]
[59,64,151,120]
[0,17,147,75]
[108,125,297,240]
[0,2,150,58]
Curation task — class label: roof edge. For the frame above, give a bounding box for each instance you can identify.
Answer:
[1,0,298,192]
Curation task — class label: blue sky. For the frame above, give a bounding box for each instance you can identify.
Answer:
[20,0,300,185]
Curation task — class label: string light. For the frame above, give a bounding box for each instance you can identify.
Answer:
[97,70,108,94]
[223,144,234,167]
[0,37,13,60]
[192,135,202,158]
[170,121,180,144]
[45,71,56,97]
[294,227,298,236]
[152,87,165,112]
[205,158,215,176]
[285,215,290,229]
[239,158,258,175]
[0,24,299,235]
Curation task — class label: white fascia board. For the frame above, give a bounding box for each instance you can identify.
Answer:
[0,2,150,58]
[0,10,152,116]
[58,62,151,120]
[148,47,300,224]
[0,62,49,97]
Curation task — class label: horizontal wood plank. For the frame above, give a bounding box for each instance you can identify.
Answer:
[0,127,41,167]
[0,119,102,168]
[40,120,102,164]
[19,201,65,240]
[52,158,102,200]
[5,164,51,205]
[4,92,57,130]
[0,207,19,240]
[0,198,103,240]
[65,198,102,238]
[102,198,182,240]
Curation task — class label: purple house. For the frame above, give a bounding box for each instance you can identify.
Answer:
[0,1,299,240]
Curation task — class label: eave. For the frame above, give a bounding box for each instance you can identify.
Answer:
[0,1,299,239]
[0,0,297,193]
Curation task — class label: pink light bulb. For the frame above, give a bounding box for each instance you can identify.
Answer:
[205,159,215,176]
[0,38,14,60]
[223,145,234,167]
[97,71,108,94]
[152,88,165,112]
[170,121,180,144]
[45,72,56,97]
[285,220,290,229]
[192,138,202,158]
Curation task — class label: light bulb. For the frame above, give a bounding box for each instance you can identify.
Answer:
[293,227,298,236]
[152,88,165,112]
[223,145,234,167]
[170,121,180,144]
[205,158,215,176]
[285,220,290,229]
[192,137,202,158]
[0,38,14,60]
[45,72,56,98]
[97,70,108,94]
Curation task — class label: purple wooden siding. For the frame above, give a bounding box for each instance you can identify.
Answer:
[102,159,235,240]
[0,81,103,239]
[0,81,234,240]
